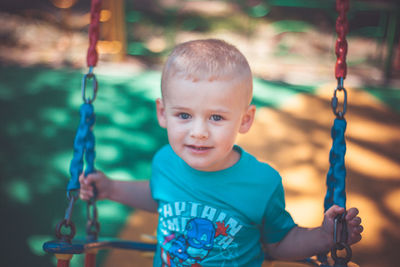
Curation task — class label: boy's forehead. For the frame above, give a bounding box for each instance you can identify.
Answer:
[162,75,253,104]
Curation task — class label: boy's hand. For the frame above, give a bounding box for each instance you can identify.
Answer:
[323,205,363,246]
[79,171,112,201]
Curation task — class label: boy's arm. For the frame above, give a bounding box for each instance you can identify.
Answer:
[266,226,331,260]
[109,180,158,213]
[265,205,363,260]
[80,171,158,213]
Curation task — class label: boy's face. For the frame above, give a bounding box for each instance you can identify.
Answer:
[156,77,255,172]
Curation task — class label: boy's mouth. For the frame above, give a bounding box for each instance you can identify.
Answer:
[186,145,212,151]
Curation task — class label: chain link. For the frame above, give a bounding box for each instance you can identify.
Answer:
[55,191,78,243]
[82,67,98,104]
[65,190,78,224]
[86,198,100,241]
[331,78,347,119]
[331,213,352,266]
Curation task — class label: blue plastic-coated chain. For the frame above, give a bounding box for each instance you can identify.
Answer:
[67,103,96,192]
[324,118,347,211]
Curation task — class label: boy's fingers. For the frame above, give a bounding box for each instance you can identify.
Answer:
[348,216,362,226]
[79,174,84,183]
[345,207,359,220]
[349,222,363,235]
[79,188,93,199]
[350,233,362,244]
[326,205,345,219]
[80,173,96,185]
[79,173,89,184]
[79,190,88,200]
[350,225,363,239]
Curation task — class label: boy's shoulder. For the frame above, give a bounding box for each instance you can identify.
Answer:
[240,147,280,176]
[234,146,282,188]
[153,144,174,160]
[152,144,180,170]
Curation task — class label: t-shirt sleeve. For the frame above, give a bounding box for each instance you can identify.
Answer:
[150,157,158,202]
[261,180,296,244]
[150,144,175,203]
[150,146,165,203]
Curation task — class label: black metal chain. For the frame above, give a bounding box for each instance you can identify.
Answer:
[82,66,98,104]
[331,213,352,267]
[55,190,79,243]
[331,77,348,119]
[86,193,100,241]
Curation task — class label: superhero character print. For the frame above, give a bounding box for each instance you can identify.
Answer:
[162,218,215,267]
[158,202,243,267]
[162,218,235,267]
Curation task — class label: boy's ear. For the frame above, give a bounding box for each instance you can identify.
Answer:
[156,98,167,128]
[239,105,256,134]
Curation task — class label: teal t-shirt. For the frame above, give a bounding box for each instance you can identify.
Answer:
[150,145,296,267]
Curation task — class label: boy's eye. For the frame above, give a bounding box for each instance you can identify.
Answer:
[178,113,191,119]
[210,114,223,121]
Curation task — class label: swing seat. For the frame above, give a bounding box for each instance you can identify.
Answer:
[43,239,359,267]
[263,261,314,267]
[43,238,157,255]
[263,260,359,267]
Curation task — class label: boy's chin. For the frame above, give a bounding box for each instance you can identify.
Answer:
[183,158,217,172]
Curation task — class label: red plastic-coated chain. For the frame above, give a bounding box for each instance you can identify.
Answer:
[56,259,71,267]
[335,0,349,79]
[84,252,97,267]
[55,254,73,267]
[87,0,102,67]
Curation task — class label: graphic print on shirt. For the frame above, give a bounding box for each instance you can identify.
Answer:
[158,201,243,267]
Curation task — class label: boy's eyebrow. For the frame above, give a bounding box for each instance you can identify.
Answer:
[170,106,190,110]
[209,109,230,114]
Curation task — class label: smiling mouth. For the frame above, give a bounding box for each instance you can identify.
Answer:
[186,145,212,151]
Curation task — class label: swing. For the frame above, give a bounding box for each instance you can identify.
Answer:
[43,0,358,266]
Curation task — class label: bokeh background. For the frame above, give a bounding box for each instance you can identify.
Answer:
[1,0,399,266]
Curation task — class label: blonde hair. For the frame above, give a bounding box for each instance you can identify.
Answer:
[161,39,253,99]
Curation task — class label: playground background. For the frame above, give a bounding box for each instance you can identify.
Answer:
[0,0,399,266]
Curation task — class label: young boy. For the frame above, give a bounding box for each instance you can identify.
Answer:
[80,39,363,267]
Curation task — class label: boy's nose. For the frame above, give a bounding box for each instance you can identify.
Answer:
[190,120,209,139]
